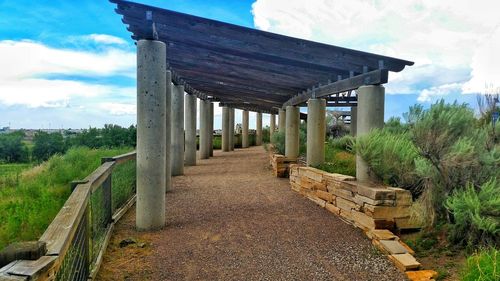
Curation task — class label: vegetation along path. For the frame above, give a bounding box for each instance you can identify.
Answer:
[97,146,406,280]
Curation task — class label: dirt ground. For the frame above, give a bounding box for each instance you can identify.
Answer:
[97,146,406,281]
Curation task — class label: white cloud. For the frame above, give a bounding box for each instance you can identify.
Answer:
[99,102,136,115]
[417,83,463,102]
[0,39,135,108]
[0,40,135,80]
[252,0,500,99]
[84,34,128,45]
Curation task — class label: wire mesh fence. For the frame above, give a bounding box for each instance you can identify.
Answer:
[0,152,137,280]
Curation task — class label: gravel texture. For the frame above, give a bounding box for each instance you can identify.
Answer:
[97,146,407,280]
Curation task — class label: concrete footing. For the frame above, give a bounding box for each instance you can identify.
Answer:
[184,93,196,166]
[171,84,184,176]
[356,85,385,182]
[307,99,326,166]
[285,106,300,158]
[136,39,166,230]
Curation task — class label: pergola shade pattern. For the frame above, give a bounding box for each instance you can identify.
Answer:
[111,0,413,113]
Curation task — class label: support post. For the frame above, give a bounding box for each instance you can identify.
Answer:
[242,110,249,148]
[209,102,214,156]
[222,106,230,152]
[199,99,210,159]
[270,114,276,140]
[350,106,357,136]
[356,85,385,182]
[171,84,184,176]
[256,112,262,146]
[136,39,166,230]
[229,108,235,151]
[184,93,197,166]
[285,106,300,159]
[165,77,172,192]
[278,108,286,133]
[306,98,326,166]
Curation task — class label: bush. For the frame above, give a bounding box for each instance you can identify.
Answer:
[318,145,356,176]
[329,135,355,151]
[0,133,29,163]
[354,130,423,194]
[446,179,499,248]
[32,131,66,162]
[461,248,499,281]
[270,131,285,155]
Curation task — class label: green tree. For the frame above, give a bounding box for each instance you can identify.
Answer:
[32,131,66,162]
[0,132,28,163]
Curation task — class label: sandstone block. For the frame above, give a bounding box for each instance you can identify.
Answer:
[406,270,438,281]
[366,229,398,241]
[336,197,360,211]
[388,253,421,271]
[325,203,340,215]
[363,204,411,219]
[316,190,334,203]
[357,184,396,200]
[354,194,395,207]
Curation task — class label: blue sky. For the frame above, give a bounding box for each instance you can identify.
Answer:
[0,0,498,129]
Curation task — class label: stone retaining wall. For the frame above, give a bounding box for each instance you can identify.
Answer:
[269,152,297,178]
[289,164,437,280]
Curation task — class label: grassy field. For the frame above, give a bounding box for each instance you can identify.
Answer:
[0,147,134,250]
[0,163,32,177]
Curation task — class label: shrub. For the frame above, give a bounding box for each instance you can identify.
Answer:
[461,248,499,281]
[270,131,285,155]
[329,135,355,151]
[445,179,499,248]
[318,145,356,176]
[354,129,423,195]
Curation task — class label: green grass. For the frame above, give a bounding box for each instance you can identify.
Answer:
[0,163,32,177]
[316,145,356,176]
[0,146,133,250]
[461,248,499,281]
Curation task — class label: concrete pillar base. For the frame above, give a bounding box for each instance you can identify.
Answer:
[184,94,196,166]
[278,108,286,134]
[171,84,184,176]
[242,110,249,148]
[256,112,262,146]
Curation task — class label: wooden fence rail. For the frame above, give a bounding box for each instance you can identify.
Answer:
[0,151,137,281]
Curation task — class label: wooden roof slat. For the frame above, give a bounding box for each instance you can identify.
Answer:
[111,0,414,108]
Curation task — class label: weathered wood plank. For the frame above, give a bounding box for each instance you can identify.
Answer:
[39,184,90,256]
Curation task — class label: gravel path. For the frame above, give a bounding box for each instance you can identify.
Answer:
[97,146,406,281]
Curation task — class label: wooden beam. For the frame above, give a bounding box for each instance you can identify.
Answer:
[283,69,388,107]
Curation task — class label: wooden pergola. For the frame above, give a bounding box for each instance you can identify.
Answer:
[111,0,414,231]
[111,0,413,113]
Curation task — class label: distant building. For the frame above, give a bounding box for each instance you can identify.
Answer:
[0,126,10,134]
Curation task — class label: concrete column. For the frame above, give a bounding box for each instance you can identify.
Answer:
[356,85,385,182]
[199,99,210,159]
[285,106,300,159]
[242,110,249,148]
[270,114,276,140]
[229,108,235,150]
[209,102,214,156]
[136,39,166,230]
[278,108,286,133]
[165,78,172,193]
[307,98,326,166]
[171,84,184,176]
[350,107,358,136]
[184,93,197,166]
[222,106,230,152]
[256,112,262,146]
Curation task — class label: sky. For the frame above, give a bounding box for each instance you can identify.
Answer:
[0,0,499,129]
